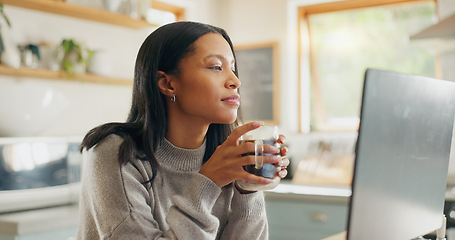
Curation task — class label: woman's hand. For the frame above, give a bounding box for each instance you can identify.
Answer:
[276,134,290,179]
[199,122,289,188]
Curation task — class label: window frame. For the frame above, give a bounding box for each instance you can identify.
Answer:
[297,0,438,133]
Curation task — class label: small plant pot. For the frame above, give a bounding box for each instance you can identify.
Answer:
[59,39,93,75]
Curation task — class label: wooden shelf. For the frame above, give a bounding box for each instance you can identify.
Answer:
[3,0,157,29]
[0,65,133,86]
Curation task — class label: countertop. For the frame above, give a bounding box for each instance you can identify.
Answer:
[0,204,79,235]
[5,183,455,236]
[265,181,351,203]
[0,182,351,236]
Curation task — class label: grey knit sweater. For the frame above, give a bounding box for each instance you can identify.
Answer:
[77,134,268,239]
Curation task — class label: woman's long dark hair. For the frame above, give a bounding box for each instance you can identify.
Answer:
[80,22,241,180]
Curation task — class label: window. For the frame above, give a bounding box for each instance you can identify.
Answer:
[299,0,437,132]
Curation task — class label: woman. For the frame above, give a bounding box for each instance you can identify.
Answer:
[77,21,289,239]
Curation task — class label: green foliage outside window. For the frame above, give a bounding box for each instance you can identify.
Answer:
[307,1,437,130]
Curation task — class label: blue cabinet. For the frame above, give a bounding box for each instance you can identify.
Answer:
[266,197,348,240]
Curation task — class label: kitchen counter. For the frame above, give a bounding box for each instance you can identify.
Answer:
[0,204,79,238]
[268,181,455,204]
[4,182,455,238]
[0,182,351,238]
[265,181,351,204]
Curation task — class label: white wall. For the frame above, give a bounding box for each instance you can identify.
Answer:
[437,0,455,18]
[436,0,455,85]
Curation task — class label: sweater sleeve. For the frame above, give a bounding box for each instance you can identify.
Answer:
[219,189,269,240]
[77,135,224,240]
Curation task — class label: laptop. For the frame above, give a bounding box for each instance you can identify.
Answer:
[326,69,455,240]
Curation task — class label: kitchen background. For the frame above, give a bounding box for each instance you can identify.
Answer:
[0,0,455,239]
[0,0,366,183]
[4,0,455,171]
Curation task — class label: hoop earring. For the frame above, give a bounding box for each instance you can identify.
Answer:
[170,93,176,103]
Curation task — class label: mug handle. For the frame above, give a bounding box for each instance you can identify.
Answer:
[254,139,263,169]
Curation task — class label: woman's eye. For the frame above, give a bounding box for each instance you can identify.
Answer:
[209,66,222,71]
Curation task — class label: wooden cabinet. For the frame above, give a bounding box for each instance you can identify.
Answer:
[1,0,157,85]
[266,198,348,240]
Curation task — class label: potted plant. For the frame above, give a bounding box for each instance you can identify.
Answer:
[0,1,11,56]
[60,38,94,75]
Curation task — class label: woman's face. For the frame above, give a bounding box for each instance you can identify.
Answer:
[169,32,241,125]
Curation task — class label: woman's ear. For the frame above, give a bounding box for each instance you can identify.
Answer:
[157,71,175,97]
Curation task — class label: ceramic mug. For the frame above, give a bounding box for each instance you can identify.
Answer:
[236,125,281,191]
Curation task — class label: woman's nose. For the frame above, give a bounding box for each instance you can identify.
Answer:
[226,72,241,89]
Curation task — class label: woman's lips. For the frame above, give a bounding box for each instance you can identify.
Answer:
[222,95,240,106]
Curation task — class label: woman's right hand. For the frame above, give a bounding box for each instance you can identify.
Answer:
[199,121,281,188]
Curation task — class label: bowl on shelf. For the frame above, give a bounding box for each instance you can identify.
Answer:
[0,81,69,137]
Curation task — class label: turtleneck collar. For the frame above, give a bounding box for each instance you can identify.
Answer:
[155,138,207,172]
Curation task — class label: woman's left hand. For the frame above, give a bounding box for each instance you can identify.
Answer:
[276,134,290,179]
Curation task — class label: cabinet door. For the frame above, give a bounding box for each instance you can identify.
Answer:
[266,199,348,240]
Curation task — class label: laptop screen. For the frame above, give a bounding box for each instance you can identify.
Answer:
[347,69,455,240]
